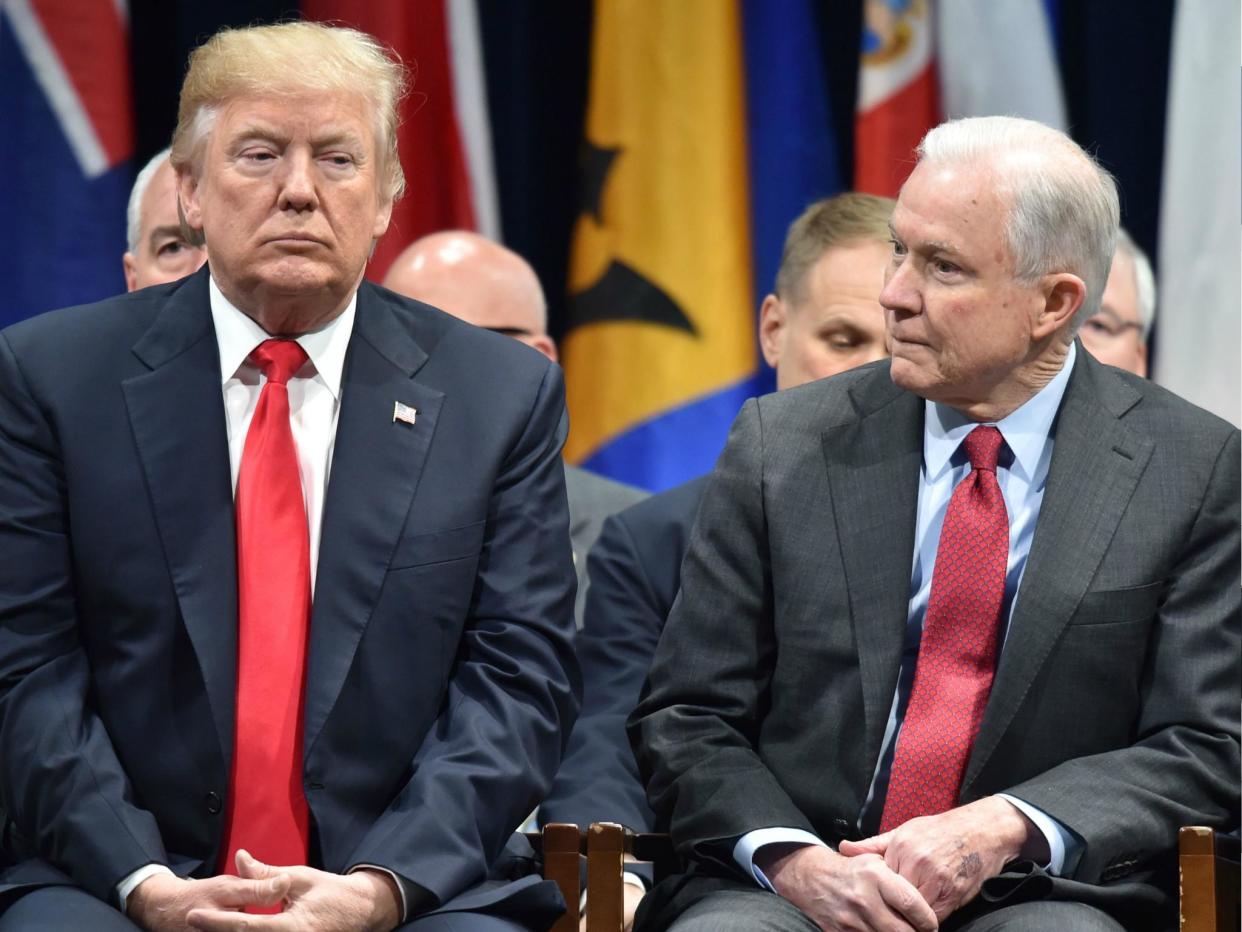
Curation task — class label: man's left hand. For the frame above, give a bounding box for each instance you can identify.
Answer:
[838,797,1044,923]
[185,850,402,932]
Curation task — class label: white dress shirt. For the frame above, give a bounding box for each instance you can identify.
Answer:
[736,344,1082,887]
[119,279,408,918]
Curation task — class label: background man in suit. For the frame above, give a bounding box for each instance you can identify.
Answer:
[1077,228,1156,377]
[122,148,207,291]
[541,192,896,929]
[384,231,646,628]
[630,116,1239,932]
[0,22,578,932]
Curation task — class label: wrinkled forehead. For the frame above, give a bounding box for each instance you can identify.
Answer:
[893,160,1011,249]
[220,87,378,136]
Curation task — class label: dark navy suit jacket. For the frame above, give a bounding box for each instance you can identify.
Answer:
[542,476,708,833]
[0,267,580,920]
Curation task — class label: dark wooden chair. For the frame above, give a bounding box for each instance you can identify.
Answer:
[583,823,676,931]
[1179,826,1239,932]
[525,823,586,932]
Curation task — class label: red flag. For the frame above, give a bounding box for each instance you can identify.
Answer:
[854,0,939,197]
[302,0,499,280]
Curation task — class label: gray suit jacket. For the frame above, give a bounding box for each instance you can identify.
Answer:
[565,464,646,628]
[630,352,1240,929]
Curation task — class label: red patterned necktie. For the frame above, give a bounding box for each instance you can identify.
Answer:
[220,339,311,887]
[879,425,1009,833]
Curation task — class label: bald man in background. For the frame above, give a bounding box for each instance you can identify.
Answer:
[385,232,646,626]
[121,149,206,292]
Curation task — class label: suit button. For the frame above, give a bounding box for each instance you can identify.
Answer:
[205,791,223,815]
[833,818,851,833]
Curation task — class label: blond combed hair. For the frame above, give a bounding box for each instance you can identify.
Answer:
[775,192,897,305]
[170,20,408,203]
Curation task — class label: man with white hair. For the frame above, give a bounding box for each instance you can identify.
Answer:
[383,231,646,628]
[0,21,577,932]
[1078,228,1156,376]
[122,148,207,292]
[630,116,1238,932]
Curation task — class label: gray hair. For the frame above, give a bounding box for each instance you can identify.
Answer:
[126,148,172,253]
[916,116,1120,330]
[1115,227,1157,337]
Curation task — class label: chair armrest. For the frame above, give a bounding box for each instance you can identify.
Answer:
[524,823,585,932]
[585,823,677,932]
[1179,826,1240,932]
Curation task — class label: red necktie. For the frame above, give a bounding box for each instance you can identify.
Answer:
[220,339,312,883]
[879,425,1008,832]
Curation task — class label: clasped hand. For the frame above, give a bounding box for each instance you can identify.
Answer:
[127,850,402,932]
[761,797,1038,931]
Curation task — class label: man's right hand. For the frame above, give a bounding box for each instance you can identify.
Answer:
[756,844,939,932]
[126,871,290,931]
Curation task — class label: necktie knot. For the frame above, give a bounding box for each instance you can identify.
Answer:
[251,339,308,386]
[963,425,1004,474]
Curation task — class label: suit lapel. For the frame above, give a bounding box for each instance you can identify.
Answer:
[964,353,1153,789]
[122,269,238,757]
[303,286,443,753]
[822,368,924,783]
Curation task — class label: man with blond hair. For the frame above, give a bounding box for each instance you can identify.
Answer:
[631,117,1238,932]
[122,148,207,292]
[0,21,578,932]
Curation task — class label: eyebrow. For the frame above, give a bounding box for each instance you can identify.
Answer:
[146,224,187,246]
[311,129,366,149]
[1091,307,1126,323]
[889,223,960,257]
[229,124,365,151]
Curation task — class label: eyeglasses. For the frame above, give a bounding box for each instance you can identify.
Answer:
[484,326,535,338]
[1081,310,1142,340]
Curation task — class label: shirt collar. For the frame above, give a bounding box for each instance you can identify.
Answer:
[923,341,1077,482]
[208,274,356,401]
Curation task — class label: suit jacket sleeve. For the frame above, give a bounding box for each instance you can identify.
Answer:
[1004,427,1241,882]
[344,361,582,906]
[541,507,663,831]
[627,399,816,873]
[0,333,170,900]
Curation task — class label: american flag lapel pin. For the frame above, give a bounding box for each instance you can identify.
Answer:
[393,401,418,426]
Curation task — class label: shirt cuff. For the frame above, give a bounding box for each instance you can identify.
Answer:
[997,793,1080,876]
[732,828,827,891]
[579,870,648,913]
[621,869,648,891]
[349,864,409,921]
[116,863,175,912]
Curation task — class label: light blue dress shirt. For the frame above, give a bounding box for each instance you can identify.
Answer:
[735,344,1083,888]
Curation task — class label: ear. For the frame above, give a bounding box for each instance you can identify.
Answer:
[122,253,138,293]
[527,334,558,365]
[177,169,203,233]
[1035,273,1085,340]
[373,194,394,241]
[758,294,787,369]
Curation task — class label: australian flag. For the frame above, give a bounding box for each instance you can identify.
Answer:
[0,0,134,326]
